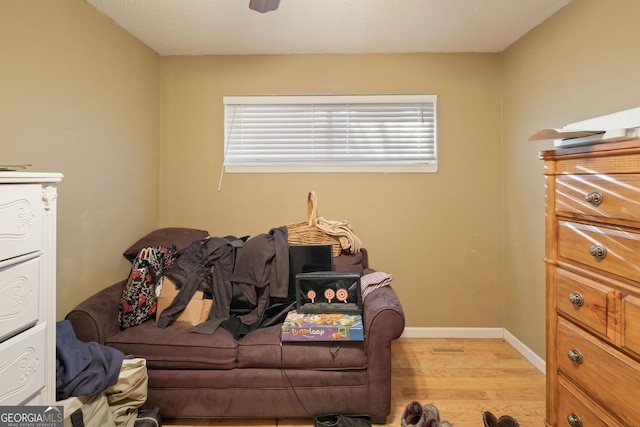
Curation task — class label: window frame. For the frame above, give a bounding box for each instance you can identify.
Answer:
[223,94,438,173]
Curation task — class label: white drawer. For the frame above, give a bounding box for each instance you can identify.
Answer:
[0,322,46,405]
[0,254,40,342]
[0,184,44,262]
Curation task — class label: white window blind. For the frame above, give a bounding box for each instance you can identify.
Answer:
[223,94,437,173]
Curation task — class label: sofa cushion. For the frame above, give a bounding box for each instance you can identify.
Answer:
[237,324,367,370]
[123,227,209,262]
[333,248,368,272]
[105,321,237,369]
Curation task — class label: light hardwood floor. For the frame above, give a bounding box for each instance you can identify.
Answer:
[164,338,545,427]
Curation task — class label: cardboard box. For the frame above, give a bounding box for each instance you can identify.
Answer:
[281,310,364,341]
[156,278,213,326]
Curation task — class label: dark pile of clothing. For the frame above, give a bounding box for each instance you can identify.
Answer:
[156,226,291,338]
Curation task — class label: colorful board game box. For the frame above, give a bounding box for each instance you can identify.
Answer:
[281,310,364,341]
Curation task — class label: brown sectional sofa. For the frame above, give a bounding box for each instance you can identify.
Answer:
[65,231,405,423]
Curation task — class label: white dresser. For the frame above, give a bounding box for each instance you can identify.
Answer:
[0,172,62,405]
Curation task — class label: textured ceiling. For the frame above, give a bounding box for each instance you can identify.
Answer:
[86,0,572,56]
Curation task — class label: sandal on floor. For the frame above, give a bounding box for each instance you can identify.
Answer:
[483,411,519,427]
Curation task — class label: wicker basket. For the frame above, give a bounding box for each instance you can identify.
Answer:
[286,191,342,257]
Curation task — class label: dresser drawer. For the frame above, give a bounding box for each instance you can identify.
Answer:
[556,174,640,223]
[558,220,640,281]
[555,268,612,337]
[0,322,46,405]
[557,318,640,426]
[558,376,621,426]
[0,184,44,262]
[0,254,40,343]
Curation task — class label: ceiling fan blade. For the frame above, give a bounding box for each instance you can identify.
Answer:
[249,0,280,13]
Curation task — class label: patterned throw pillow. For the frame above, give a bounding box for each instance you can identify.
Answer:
[118,246,177,329]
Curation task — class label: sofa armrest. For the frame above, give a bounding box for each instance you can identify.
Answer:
[363,285,405,338]
[363,285,405,423]
[65,280,126,344]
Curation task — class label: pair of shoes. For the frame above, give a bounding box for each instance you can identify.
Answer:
[314,414,372,427]
[482,411,519,427]
[401,401,454,427]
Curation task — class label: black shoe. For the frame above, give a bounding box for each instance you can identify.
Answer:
[314,414,372,427]
[134,407,162,427]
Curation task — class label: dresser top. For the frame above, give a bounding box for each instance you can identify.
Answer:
[539,138,640,160]
[0,172,63,184]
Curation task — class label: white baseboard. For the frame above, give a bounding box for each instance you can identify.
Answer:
[402,327,504,339]
[503,329,546,373]
[400,327,546,374]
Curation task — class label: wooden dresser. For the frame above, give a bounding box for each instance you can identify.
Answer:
[0,172,62,405]
[540,140,640,426]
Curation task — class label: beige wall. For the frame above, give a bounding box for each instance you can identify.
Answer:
[0,0,161,318]
[6,0,636,362]
[159,54,504,328]
[501,0,640,357]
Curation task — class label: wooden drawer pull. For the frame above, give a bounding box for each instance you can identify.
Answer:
[588,244,607,260]
[566,412,582,427]
[585,191,603,206]
[568,292,584,307]
[567,348,583,364]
